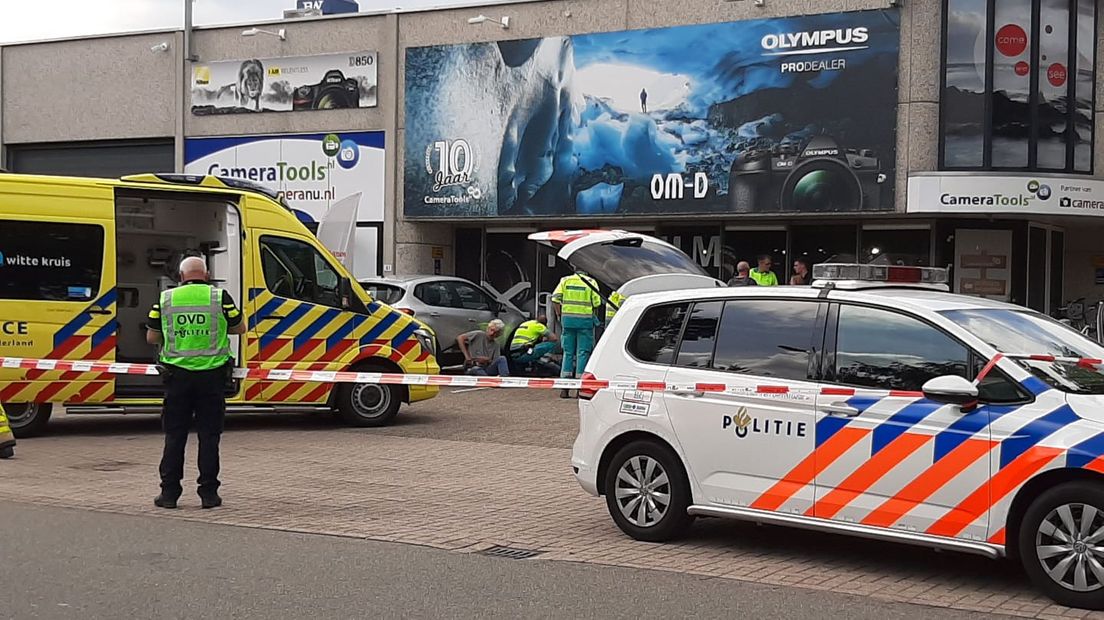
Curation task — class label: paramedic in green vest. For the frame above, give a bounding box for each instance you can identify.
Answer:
[552,271,603,398]
[749,254,779,286]
[510,315,560,374]
[0,404,15,459]
[605,290,627,323]
[146,256,246,510]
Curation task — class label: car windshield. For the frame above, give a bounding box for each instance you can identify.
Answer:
[361,282,405,305]
[567,240,710,290]
[940,308,1104,395]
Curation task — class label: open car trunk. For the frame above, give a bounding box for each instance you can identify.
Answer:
[528,230,724,299]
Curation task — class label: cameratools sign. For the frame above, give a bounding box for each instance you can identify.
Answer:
[190,52,378,115]
[403,9,900,218]
[908,174,1104,217]
[184,132,386,279]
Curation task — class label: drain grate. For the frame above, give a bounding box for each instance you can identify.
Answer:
[480,545,542,560]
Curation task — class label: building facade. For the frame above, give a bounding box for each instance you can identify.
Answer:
[0,0,1100,318]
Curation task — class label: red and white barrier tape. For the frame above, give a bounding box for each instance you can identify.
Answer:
[1005,353,1104,368]
[1,356,927,398]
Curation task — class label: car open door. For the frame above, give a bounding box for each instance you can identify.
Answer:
[528,230,724,299]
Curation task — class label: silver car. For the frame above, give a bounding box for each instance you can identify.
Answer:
[359,275,527,365]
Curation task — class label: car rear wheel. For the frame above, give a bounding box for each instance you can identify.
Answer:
[335,370,402,428]
[604,439,693,542]
[4,403,52,438]
[1019,481,1104,609]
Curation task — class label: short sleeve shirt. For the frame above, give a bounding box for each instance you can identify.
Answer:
[148,282,243,332]
[462,330,501,360]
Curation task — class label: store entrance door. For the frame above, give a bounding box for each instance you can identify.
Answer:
[1027,224,1065,315]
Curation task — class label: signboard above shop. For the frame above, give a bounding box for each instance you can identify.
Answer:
[908,174,1104,217]
[402,9,901,218]
[191,52,377,116]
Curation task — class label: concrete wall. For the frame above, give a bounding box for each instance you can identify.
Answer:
[1,31,180,143]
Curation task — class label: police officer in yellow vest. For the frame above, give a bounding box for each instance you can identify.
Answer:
[552,271,603,398]
[0,404,15,459]
[146,257,246,509]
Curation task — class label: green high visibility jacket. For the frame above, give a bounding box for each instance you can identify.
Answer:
[553,274,602,319]
[605,291,627,321]
[511,320,548,349]
[157,283,232,371]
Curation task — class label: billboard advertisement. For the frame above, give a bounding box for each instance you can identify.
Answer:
[184,132,385,278]
[403,9,900,218]
[191,52,378,116]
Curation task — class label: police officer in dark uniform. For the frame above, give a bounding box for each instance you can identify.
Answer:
[146,256,245,509]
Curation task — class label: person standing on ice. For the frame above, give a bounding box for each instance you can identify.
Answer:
[640,88,648,114]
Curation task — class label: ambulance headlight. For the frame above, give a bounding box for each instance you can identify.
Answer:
[414,328,436,355]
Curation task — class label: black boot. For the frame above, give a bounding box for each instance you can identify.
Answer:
[200,493,222,509]
[560,389,572,399]
[154,494,178,509]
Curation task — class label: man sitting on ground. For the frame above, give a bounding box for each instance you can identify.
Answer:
[458,319,510,377]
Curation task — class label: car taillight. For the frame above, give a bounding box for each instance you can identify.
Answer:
[398,307,415,316]
[579,372,599,400]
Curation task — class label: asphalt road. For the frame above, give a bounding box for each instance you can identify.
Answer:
[3,502,1001,620]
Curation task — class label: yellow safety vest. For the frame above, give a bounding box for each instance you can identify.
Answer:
[0,403,15,452]
[606,291,626,321]
[511,320,547,348]
[749,269,778,286]
[553,274,602,318]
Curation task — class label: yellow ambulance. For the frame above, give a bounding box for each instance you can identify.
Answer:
[0,172,439,436]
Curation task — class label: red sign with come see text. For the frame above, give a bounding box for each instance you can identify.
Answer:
[995,24,1029,57]
[1048,63,1068,87]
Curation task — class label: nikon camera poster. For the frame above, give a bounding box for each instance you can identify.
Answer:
[404,9,900,218]
[191,52,378,115]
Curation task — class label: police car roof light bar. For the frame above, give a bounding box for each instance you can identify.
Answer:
[812,263,949,285]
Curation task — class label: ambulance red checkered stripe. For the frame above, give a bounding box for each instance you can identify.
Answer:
[0,356,924,397]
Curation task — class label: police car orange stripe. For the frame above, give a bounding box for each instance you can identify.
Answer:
[808,432,931,519]
[750,427,869,512]
[861,438,997,528]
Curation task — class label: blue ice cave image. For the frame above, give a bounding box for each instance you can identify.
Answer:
[403,9,901,217]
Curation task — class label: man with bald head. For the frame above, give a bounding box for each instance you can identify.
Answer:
[147,256,246,509]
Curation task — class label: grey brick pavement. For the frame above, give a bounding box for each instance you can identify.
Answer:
[0,389,1101,619]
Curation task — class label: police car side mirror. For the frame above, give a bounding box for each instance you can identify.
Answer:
[922,375,979,412]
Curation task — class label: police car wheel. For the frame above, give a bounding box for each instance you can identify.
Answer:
[604,440,693,542]
[1019,481,1104,610]
[5,403,52,438]
[337,381,401,427]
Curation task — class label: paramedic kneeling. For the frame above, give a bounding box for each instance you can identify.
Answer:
[146,256,246,510]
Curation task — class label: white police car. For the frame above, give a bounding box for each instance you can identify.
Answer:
[572,260,1104,609]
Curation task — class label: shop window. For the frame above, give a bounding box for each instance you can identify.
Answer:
[790,225,858,270]
[860,228,932,266]
[0,220,103,302]
[940,0,1096,173]
[722,230,786,284]
[658,226,723,280]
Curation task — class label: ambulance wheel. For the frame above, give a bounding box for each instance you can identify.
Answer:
[336,371,401,428]
[5,403,52,438]
[1019,481,1104,610]
[604,439,693,543]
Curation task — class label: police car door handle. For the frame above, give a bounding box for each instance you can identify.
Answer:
[824,403,860,417]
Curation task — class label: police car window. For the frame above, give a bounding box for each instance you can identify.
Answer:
[259,236,342,308]
[628,303,689,365]
[834,305,969,392]
[0,219,103,302]
[712,299,819,380]
[675,301,722,368]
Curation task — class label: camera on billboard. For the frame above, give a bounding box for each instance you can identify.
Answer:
[292,69,360,111]
[339,146,357,162]
[727,136,885,213]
